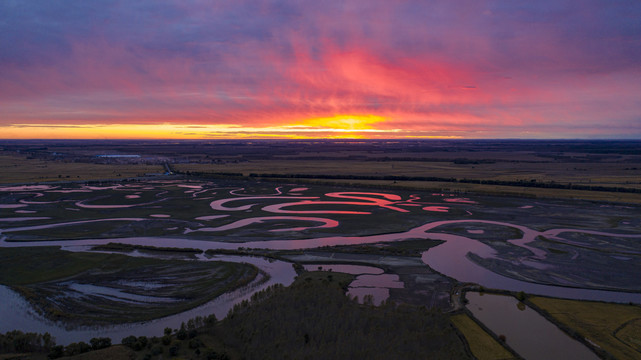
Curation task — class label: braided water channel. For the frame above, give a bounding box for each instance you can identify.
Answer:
[0,182,639,357]
[2,217,640,346]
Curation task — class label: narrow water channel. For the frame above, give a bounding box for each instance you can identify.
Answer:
[465,292,599,360]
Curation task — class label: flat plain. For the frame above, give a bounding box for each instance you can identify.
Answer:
[0,139,639,359]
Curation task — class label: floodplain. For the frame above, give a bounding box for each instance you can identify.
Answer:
[0,140,639,359]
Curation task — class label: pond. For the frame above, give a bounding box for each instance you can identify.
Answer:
[302,264,399,305]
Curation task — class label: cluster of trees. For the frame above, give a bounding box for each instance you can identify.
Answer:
[0,331,113,359]
[213,274,471,359]
[0,330,55,354]
[118,314,228,359]
[48,337,111,358]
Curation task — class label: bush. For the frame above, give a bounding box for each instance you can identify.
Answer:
[169,345,179,356]
[48,345,64,359]
[63,341,91,356]
[121,335,137,348]
[90,337,111,350]
[205,350,227,360]
[150,344,163,355]
[189,338,203,349]
[137,336,148,349]
[176,323,188,340]
[204,314,217,327]
[161,335,172,346]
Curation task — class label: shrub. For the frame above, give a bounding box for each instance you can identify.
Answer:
[176,323,188,340]
[137,336,148,349]
[161,335,172,346]
[48,345,64,359]
[63,342,91,356]
[150,344,163,355]
[90,337,111,350]
[121,335,137,349]
[169,345,179,356]
[188,338,203,349]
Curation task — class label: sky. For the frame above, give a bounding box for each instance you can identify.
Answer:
[1,0,640,139]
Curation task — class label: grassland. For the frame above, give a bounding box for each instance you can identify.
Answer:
[243,177,641,203]
[529,296,641,360]
[450,313,516,360]
[0,247,119,285]
[176,160,641,203]
[0,154,162,184]
[176,157,641,191]
[0,247,259,325]
[63,345,135,360]
[3,140,640,203]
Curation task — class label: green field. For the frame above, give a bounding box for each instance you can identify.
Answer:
[529,297,641,360]
[176,162,641,203]
[176,157,641,190]
[451,313,515,360]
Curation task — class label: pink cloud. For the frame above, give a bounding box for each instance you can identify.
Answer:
[1,1,640,138]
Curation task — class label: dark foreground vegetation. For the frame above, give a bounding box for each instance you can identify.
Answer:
[215,272,470,359]
[0,272,471,360]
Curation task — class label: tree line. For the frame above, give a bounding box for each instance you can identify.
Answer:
[245,173,641,193]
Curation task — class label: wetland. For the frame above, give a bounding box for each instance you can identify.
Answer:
[0,140,640,359]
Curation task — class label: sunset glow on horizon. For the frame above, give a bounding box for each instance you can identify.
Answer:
[1,1,640,139]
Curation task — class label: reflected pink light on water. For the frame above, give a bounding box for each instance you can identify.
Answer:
[0,204,27,209]
[0,185,56,191]
[423,206,449,212]
[185,216,339,233]
[444,198,477,204]
[261,201,372,214]
[75,197,168,208]
[210,196,318,211]
[260,192,412,214]
[326,192,409,212]
[289,187,308,192]
[209,191,414,214]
